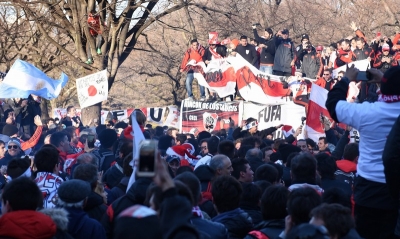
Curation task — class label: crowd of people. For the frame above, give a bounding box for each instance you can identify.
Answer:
[0,22,400,239]
[181,21,400,102]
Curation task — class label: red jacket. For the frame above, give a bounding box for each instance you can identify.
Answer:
[88,14,102,36]
[180,46,205,71]
[335,49,356,68]
[315,78,335,90]
[21,126,43,151]
[59,150,84,174]
[0,210,57,239]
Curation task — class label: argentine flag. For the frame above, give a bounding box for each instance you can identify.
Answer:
[0,59,68,100]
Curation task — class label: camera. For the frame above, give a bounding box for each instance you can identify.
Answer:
[301,116,307,125]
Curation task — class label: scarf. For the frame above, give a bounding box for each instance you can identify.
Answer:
[192,206,203,218]
[378,95,400,103]
[209,47,223,59]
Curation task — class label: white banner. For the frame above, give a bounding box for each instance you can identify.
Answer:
[242,101,306,139]
[76,70,108,108]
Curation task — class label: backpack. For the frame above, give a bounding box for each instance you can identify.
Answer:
[91,149,115,171]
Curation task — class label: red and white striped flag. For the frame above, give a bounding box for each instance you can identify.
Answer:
[306,84,333,142]
[282,125,295,138]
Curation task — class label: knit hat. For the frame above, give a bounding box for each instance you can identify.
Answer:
[208,32,220,45]
[301,34,309,40]
[98,128,118,148]
[282,29,289,34]
[2,124,18,137]
[278,144,301,164]
[265,28,273,35]
[381,66,400,95]
[382,43,390,51]
[114,205,162,239]
[6,138,21,149]
[316,45,323,51]
[57,179,91,203]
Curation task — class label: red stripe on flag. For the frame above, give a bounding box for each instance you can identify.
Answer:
[236,66,289,97]
[207,67,236,87]
[306,100,329,133]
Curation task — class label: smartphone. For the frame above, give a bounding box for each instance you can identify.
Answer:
[356,71,369,81]
[137,140,158,177]
[87,134,95,148]
[376,32,381,38]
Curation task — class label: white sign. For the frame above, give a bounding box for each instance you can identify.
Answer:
[242,101,306,139]
[332,59,370,78]
[76,70,108,108]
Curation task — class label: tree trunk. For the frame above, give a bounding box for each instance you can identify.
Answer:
[81,102,101,126]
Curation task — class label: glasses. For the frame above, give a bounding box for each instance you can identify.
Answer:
[337,76,343,78]
[323,74,330,76]
[8,145,18,149]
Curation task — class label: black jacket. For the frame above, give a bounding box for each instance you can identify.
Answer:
[212,208,253,239]
[190,216,228,239]
[101,177,152,238]
[383,115,400,199]
[253,29,275,65]
[236,44,258,66]
[203,45,227,62]
[244,219,285,239]
[84,191,107,222]
[240,202,263,226]
[232,126,277,140]
[320,178,353,199]
[107,177,129,205]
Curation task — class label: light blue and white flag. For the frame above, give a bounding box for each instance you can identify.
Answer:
[0,59,68,99]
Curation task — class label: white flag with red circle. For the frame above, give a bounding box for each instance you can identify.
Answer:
[76,70,108,108]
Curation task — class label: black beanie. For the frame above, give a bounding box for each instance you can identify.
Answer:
[98,128,118,148]
[381,66,400,95]
[2,124,18,136]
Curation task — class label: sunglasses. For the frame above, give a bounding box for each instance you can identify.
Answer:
[337,76,343,78]
[8,145,18,149]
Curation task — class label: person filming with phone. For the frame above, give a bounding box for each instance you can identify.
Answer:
[326,64,400,239]
[373,43,398,73]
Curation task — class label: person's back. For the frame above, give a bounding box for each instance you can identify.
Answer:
[211,176,253,239]
[0,177,57,239]
[326,66,400,238]
[34,145,64,208]
[57,179,106,239]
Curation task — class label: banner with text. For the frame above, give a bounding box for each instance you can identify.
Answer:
[53,105,180,128]
[76,70,108,109]
[242,101,306,139]
[180,100,243,134]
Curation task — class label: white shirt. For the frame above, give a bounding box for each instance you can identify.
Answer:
[194,154,212,170]
[335,100,400,183]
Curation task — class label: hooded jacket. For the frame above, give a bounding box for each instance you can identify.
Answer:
[101,177,152,238]
[190,215,228,239]
[102,159,124,189]
[40,208,74,239]
[273,36,295,73]
[0,210,57,239]
[212,208,254,239]
[335,160,357,187]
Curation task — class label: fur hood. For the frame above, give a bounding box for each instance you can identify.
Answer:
[40,208,69,231]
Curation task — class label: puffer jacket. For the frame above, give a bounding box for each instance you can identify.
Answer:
[301,51,322,78]
[212,208,254,239]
